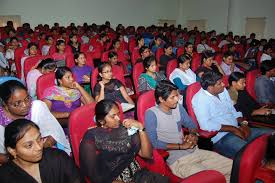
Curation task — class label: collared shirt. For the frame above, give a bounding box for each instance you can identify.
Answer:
[260,53,272,62]
[192,88,242,143]
[220,61,242,76]
[255,75,275,104]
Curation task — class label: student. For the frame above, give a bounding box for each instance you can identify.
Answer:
[52,39,66,63]
[0,119,80,183]
[260,44,272,63]
[79,99,168,183]
[151,35,163,55]
[41,35,54,56]
[135,46,152,64]
[228,72,274,125]
[145,80,232,182]
[0,80,71,162]
[192,71,273,158]
[71,52,92,85]
[94,62,134,104]
[138,56,166,94]
[26,58,57,99]
[255,60,275,105]
[43,67,93,125]
[184,42,194,56]
[195,51,225,78]
[69,34,81,55]
[0,42,9,71]
[169,53,198,91]
[220,51,242,76]
[197,37,214,54]
[159,43,176,73]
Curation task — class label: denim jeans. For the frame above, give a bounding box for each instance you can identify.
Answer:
[213,128,274,158]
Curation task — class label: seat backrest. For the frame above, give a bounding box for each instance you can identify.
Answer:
[14,47,26,78]
[257,51,263,67]
[246,69,260,100]
[137,90,155,124]
[101,50,110,62]
[191,53,201,71]
[65,53,75,68]
[214,53,223,65]
[222,75,229,88]
[132,62,144,97]
[156,48,164,64]
[166,59,177,79]
[186,82,201,128]
[69,102,124,167]
[84,52,94,68]
[231,134,269,183]
[36,72,55,100]
[176,47,185,58]
[91,65,125,93]
[24,55,49,81]
[131,49,141,65]
[69,102,96,167]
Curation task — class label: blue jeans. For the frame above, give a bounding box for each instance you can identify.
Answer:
[213,128,274,158]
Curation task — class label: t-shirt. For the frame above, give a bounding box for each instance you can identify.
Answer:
[94,79,127,103]
[0,148,80,183]
[72,65,92,84]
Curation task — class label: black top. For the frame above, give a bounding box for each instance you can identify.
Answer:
[94,79,127,103]
[234,90,260,120]
[0,148,80,183]
[159,54,176,72]
[79,125,141,183]
[195,64,221,76]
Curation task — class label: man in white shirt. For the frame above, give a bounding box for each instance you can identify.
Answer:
[260,44,272,63]
[196,38,214,54]
[192,71,273,158]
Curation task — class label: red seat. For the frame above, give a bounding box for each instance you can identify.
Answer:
[101,50,110,62]
[176,47,185,58]
[191,53,201,72]
[257,51,263,67]
[246,69,260,100]
[14,47,26,78]
[84,52,94,68]
[36,72,55,100]
[186,82,218,138]
[131,48,141,65]
[24,55,50,82]
[65,53,75,68]
[181,170,226,183]
[156,48,164,64]
[231,135,270,183]
[166,59,177,79]
[215,53,223,65]
[132,62,144,97]
[91,65,125,93]
[69,102,181,182]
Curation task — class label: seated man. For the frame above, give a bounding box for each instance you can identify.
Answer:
[145,80,232,182]
[255,60,275,105]
[192,71,273,158]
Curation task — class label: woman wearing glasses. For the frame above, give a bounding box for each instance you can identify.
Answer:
[94,62,134,105]
[0,80,70,164]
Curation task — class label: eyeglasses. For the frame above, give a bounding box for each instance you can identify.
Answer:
[8,95,32,108]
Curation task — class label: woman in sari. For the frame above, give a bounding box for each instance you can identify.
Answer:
[138,56,166,94]
[42,66,93,126]
[0,80,70,164]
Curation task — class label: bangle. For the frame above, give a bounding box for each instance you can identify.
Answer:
[178,143,180,150]
[240,120,248,126]
[139,127,145,132]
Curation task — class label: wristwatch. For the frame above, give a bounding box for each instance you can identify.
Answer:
[240,120,248,126]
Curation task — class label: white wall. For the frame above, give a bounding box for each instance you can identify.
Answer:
[177,0,275,39]
[0,0,178,28]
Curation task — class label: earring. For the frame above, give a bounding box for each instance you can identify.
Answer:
[13,154,17,159]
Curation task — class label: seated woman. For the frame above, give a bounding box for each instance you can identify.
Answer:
[0,119,80,183]
[138,56,166,94]
[71,52,92,94]
[79,99,167,183]
[20,43,39,82]
[52,39,66,67]
[41,35,54,56]
[169,53,198,91]
[0,80,70,164]
[43,67,93,125]
[26,58,57,99]
[159,42,176,73]
[255,133,275,183]
[150,35,163,55]
[94,62,134,104]
[69,34,81,55]
[195,50,225,78]
[220,51,242,76]
[228,72,274,125]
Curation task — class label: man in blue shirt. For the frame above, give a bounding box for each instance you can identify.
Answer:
[192,71,273,158]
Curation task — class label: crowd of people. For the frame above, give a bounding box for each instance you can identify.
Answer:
[0,20,275,183]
